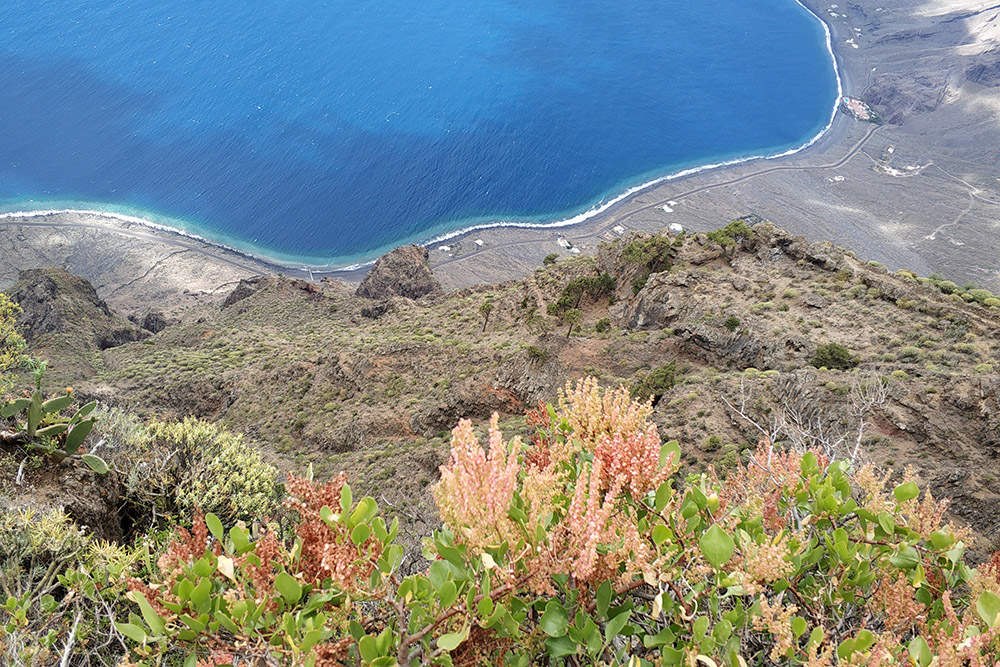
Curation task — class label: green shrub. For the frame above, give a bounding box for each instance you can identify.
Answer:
[846,284,867,299]
[781,288,799,299]
[100,415,280,527]
[967,288,994,303]
[936,280,959,294]
[898,346,923,362]
[594,317,611,333]
[809,343,856,370]
[723,315,741,332]
[706,219,753,248]
[523,344,548,362]
[983,297,1000,309]
[633,361,680,401]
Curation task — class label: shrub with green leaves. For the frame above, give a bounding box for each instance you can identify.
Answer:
[809,342,856,370]
[706,219,753,249]
[110,378,1000,666]
[633,361,680,401]
[142,417,281,524]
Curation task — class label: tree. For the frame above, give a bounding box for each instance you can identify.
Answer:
[479,299,494,332]
[562,308,582,339]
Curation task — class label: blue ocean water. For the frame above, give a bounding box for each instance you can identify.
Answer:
[0,0,838,266]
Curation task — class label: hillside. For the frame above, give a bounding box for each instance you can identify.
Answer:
[14,219,1000,555]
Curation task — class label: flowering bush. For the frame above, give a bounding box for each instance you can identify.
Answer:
[106,378,1000,665]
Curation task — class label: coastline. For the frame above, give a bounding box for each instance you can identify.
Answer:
[4,0,1000,295]
[0,0,844,277]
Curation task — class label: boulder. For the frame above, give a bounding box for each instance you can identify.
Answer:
[356,245,441,300]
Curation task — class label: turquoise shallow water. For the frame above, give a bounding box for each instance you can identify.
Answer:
[0,0,838,266]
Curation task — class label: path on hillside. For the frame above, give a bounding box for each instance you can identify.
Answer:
[433,122,881,270]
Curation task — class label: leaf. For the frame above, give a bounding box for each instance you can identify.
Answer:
[348,497,377,528]
[229,525,250,554]
[130,591,165,636]
[64,420,94,454]
[651,592,663,618]
[889,545,920,570]
[659,440,681,468]
[605,609,631,644]
[320,505,337,525]
[41,394,74,415]
[72,400,98,421]
[81,454,109,474]
[217,555,236,582]
[545,635,577,659]
[351,524,372,545]
[439,581,458,609]
[976,591,1000,629]
[652,524,671,546]
[540,601,568,637]
[339,483,353,518]
[437,624,469,651]
[908,636,932,667]
[114,622,147,643]
[275,572,302,604]
[1,398,30,417]
[27,391,42,437]
[205,513,224,542]
[300,629,325,653]
[893,481,920,503]
[699,524,735,569]
[596,581,612,618]
[877,512,895,535]
[35,424,67,438]
[358,635,378,662]
[791,616,807,638]
[855,630,875,652]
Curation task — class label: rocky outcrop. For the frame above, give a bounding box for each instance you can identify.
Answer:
[965,51,1000,87]
[8,268,148,350]
[222,277,268,308]
[0,451,123,541]
[139,311,169,334]
[356,245,441,300]
[610,271,685,330]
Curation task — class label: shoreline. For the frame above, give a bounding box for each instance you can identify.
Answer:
[0,0,845,276]
[5,0,999,294]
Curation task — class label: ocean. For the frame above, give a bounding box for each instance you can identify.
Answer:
[0,0,839,267]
